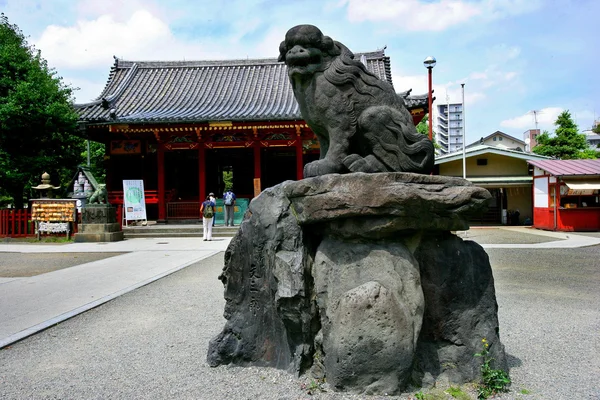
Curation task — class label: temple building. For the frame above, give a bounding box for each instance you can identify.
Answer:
[75,51,429,221]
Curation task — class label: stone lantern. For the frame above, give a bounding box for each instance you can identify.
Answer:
[32,172,60,198]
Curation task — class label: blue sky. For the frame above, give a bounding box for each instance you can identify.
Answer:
[2,0,598,145]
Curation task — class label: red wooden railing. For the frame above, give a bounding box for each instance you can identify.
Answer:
[108,189,175,205]
[167,202,200,219]
[0,209,35,237]
[0,208,81,238]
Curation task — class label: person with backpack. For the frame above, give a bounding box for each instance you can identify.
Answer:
[223,189,236,226]
[200,195,216,241]
[209,192,217,227]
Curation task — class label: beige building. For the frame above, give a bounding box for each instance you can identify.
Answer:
[468,131,526,151]
[435,145,550,224]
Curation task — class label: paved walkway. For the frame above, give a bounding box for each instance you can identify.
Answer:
[463,226,600,248]
[1,227,599,349]
[0,237,231,348]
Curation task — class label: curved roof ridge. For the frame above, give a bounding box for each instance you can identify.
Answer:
[74,62,139,108]
[76,48,429,123]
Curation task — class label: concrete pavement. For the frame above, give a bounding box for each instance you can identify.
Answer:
[1,226,599,349]
[0,237,231,348]
[459,226,600,249]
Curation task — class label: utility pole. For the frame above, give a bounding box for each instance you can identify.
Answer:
[461,83,466,179]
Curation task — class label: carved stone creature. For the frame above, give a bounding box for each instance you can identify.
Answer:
[88,184,109,205]
[279,25,434,177]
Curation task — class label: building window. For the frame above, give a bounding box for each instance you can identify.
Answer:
[499,136,503,141]
[493,137,497,141]
[477,158,488,166]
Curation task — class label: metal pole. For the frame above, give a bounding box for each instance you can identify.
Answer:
[428,67,433,141]
[446,91,450,152]
[554,181,558,231]
[86,139,91,167]
[461,83,466,179]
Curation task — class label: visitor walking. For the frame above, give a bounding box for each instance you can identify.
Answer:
[200,195,215,241]
[223,189,236,226]
[209,192,216,226]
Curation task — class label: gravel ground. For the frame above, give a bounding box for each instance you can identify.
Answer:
[0,252,127,277]
[1,236,599,399]
[456,229,563,244]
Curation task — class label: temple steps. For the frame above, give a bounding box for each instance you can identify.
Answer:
[123,224,239,239]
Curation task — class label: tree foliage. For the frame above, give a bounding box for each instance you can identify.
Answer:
[81,141,107,183]
[532,110,597,160]
[0,14,83,208]
[415,113,440,149]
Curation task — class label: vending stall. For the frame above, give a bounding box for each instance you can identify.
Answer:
[528,159,600,231]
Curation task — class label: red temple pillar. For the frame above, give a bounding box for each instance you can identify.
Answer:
[254,144,261,180]
[198,145,206,203]
[254,142,261,195]
[295,129,304,181]
[157,143,166,222]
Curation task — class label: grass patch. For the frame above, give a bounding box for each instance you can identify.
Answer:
[446,386,471,400]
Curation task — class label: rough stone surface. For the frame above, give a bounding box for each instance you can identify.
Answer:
[81,205,117,224]
[206,185,317,373]
[207,172,505,395]
[314,238,424,393]
[75,205,123,242]
[79,223,121,234]
[413,232,507,386]
[284,172,491,236]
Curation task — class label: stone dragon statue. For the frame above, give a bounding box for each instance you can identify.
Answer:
[279,25,434,177]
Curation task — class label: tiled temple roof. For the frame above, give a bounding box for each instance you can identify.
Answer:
[76,50,428,124]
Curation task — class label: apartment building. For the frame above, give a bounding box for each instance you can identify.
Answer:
[436,102,463,154]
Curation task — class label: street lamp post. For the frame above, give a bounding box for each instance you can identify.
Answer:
[423,56,436,142]
[461,83,466,179]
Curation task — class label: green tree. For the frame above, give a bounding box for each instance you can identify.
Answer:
[415,113,440,149]
[0,14,83,208]
[532,110,597,159]
[81,141,107,183]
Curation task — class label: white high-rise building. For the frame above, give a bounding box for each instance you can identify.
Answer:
[436,102,463,154]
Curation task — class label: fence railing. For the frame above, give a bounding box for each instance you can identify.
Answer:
[0,209,35,237]
[167,202,200,219]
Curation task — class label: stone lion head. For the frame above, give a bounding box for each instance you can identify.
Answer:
[278,25,342,77]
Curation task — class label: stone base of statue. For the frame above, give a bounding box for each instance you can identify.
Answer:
[74,204,123,242]
[207,172,507,395]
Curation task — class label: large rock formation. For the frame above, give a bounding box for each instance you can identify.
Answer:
[207,172,507,395]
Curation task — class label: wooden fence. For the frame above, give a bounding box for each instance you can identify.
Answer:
[0,209,35,237]
[0,208,82,238]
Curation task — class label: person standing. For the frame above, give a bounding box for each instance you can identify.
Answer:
[223,188,236,226]
[209,192,217,226]
[200,195,215,241]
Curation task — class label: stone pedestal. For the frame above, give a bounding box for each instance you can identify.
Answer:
[207,172,507,395]
[74,205,124,242]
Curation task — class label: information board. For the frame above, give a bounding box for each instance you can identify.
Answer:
[123,180,147,222]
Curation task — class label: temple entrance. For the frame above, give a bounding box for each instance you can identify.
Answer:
[261,148,297,189]
[205,148,254,198]
[165,150,199,201]
[164,150,199,220]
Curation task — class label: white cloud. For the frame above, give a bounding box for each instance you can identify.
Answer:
[500,107,563,130]
[393,73,427,94]
[35,10,179,69]
[339,0,541,31]
[66,77,107,103]
[253,26,289,58]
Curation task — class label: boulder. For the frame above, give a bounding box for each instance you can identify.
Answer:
[207,172,505,394]
[314,238,423,393]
